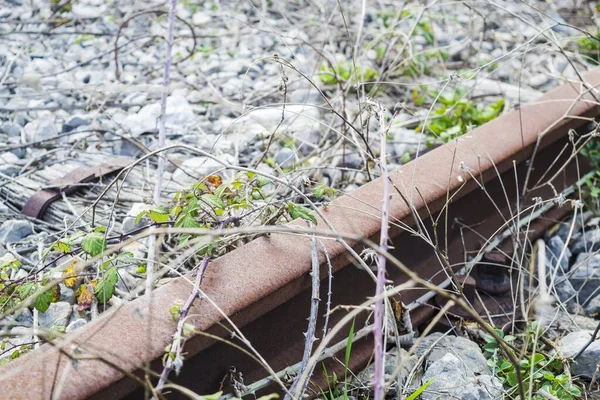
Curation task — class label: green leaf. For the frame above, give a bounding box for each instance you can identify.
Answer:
[506,371,518,387]
[345,318,355,369]
[483,342,498,353]
[200,193,225,210]
[255,395,279,400]
[52,240,72,253]
[175,214,201,229]
[135,210,149,224]
[17,282,57,313]
[182,323,197,337]
[288,203,317,225]
[95,267,119,303]
[313,185,326,200]
[150,209,169,223]
[17,282,36,300]
[406,379,434,400]
[198,392,223,400]
[93,225,107,233]
[81,232,107,257]
[256,176,272,187]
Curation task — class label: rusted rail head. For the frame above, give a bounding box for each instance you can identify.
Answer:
[2,71,600,399]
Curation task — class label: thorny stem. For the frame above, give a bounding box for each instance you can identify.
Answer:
[146,0,177,390]
[152,255,211,398]
[286,226,320,399]
[369,99,391,400]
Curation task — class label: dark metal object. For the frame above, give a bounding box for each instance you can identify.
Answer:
[21,157,132,219]
[2,70,600,400]
[474,252,512,295]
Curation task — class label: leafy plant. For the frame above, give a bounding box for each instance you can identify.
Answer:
[416,89,505,146]
[318,61,379,91]
[483,324,582,399]
[577,31,600,64]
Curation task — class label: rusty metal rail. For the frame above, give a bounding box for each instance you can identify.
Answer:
[2,70,600,399]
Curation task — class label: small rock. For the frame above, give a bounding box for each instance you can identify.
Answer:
[116,269,138,292]
[38,302,72,330]
[122,95,195,137]
[63,114,90,132]
[293,129,321,155]
[15,308,33,326]
[0,152,21,177]
[1,121,22,137]
[415,332,491,375]
[558,331,600,378]
[22,117,58,143]
[66,318,88,333]
[570,253,600,303]
[121,203,152,234]
[172,155,233,185]
[546,235,570,273]
[0,219,33,244]
[354,349,421,393]
[585,295,600,317]
[527,74,549,89]
[570,227,600,255]
[192,12,211,25]
[553,276,577,306]
[59,283,75,304]
[71,4,105,19]
[421,353,503,400]
[274,147,295,167]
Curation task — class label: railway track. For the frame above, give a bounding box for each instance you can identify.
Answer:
[2,70,600,399]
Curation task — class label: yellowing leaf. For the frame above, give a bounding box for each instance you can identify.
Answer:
[63,265,77,288]
[76,283,94,312]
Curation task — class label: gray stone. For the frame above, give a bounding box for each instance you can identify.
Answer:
[1,121,22,137]
[0,219,33,243]
[172,155,233,185]
[114,139,143,158]
[553,276,577,306]
[0,152,21,177]
[121,203,151,234]
[2,327,33,360]
[353,349,421,393]
[192,12,211,26]
[63,114,90,132]
[546,235,570,273]
[336,152,363,170]
[421,353,503,400]
[555,211,592,243]
[274,147,295,167]
[570,253,600,303]
[585,295,600,317]
[558,331,600,378]
[38,302,72,330]
[415,332,491,375]
[527,74,550,89]
[122,95,195,137]
[116,269,138,292]
[59,283,75,304]
[15,308,33,326]
[22,117,58,143]
[392,128,422,158]
[293,129,320,155]
[66,318,88,333]
[71,4,105,19]
[570,227,600,255]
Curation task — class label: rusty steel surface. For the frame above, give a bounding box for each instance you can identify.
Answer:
[1,71,600,400]
[21,157,132,219]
